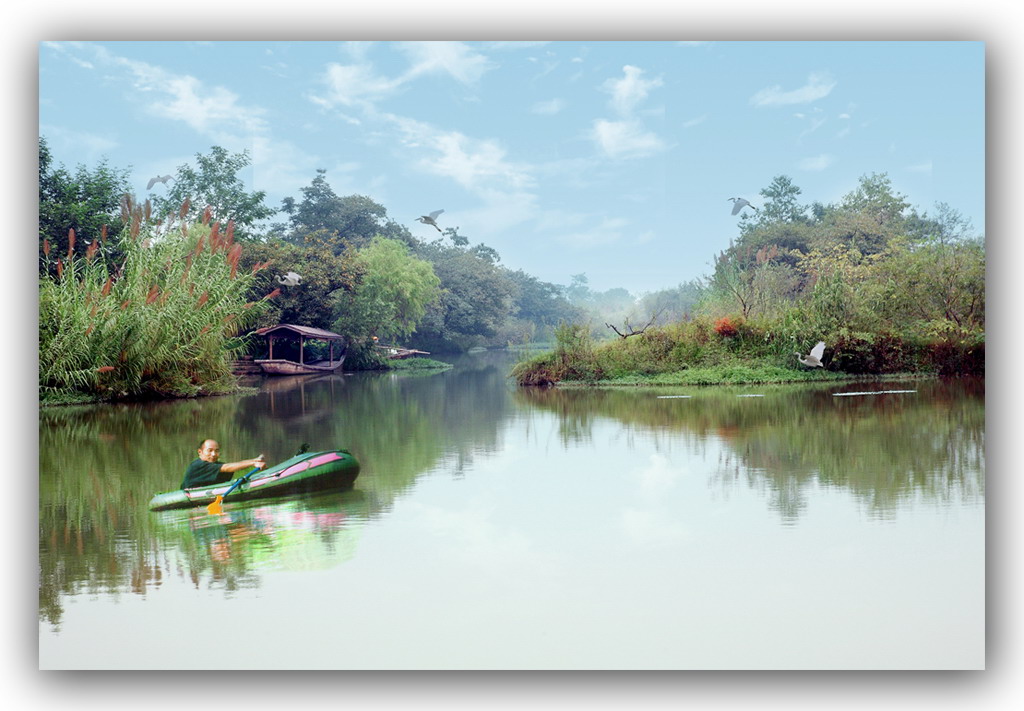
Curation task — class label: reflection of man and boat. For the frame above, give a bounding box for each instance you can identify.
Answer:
[161,488,374,575]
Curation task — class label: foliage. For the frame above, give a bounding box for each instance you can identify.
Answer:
[332,236,441,343]
[148,146,276,240]
[278,170,413,249]
[409,234,517,352]
[738,174,809,235]
[39,206,276,401]
[511,322,604,386]
[39,136,132,275]
[239,230,360,334]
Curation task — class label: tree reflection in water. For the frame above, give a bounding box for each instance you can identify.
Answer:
[515,378,984,524]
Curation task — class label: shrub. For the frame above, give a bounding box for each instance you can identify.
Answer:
[39,207,275,401]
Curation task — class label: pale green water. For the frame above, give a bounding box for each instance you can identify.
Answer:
[38,352,985,669]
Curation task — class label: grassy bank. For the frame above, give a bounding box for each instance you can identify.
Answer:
[511,320,983,387]
[388,357,453,371]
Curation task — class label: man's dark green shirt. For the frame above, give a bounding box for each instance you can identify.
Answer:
[180,459,229,490]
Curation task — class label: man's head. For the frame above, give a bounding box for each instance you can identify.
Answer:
[197,439,221,462]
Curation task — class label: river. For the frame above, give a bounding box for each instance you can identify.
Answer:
[38,351,985,669]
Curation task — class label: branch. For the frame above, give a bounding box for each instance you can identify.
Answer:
[605,310,663,339]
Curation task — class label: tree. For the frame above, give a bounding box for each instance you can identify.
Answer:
[38,136,132,273]
[409,237,517,350]
[149,146,275,240]
[507,270,584,329]
[240,231,360,331]
[839,172,910,227]
[739,174,808,235]
[333,237,440,342]
[871,237,985,338]
[280,170,414,249]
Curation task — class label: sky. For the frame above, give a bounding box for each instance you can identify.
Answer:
[38,41,984,296]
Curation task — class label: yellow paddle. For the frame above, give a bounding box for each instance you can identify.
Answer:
[206,462,262,515]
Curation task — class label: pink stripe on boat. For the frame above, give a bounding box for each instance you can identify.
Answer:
[248,452,342,489]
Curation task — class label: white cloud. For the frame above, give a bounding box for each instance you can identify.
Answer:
[682,114,708,128]
[40,124,118,161]
[591,119,667,159]
[602,65,664,116]
[798,154,835,171]
[320,62,403,107]
[532,98,566,115]
[80,44,269,141]
[907,160,933,174]
[750,71,837,107]
[396,41,495,85]
[42,41,95,70]
[315,42,493,111]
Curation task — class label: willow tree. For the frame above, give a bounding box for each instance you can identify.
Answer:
[332,236,441,344]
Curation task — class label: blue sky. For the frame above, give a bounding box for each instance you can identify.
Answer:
[38,40,984,295]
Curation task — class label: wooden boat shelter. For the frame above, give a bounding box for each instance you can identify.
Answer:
[253,324,347,375]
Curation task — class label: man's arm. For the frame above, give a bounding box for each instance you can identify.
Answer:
[219,455,266,474]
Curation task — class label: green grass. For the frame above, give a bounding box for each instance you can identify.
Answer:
[567,366,934,387]
[388,357,453,370]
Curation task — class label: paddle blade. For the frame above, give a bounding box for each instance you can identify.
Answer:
[206,495,224,515]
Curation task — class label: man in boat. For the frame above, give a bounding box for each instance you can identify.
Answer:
[180,439,266,489]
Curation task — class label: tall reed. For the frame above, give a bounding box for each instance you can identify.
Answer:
[39,204,274,401]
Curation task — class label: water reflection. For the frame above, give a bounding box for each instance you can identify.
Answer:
[515,378,985,523]
[39,354,515,625]
[163,489,369,587]
[40,352,984,631]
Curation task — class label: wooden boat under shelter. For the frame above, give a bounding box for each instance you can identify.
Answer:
[254,324,347,375]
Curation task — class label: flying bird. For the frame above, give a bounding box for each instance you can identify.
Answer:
[275,271,302,286]
[728,197,758,215]
[796,341,826,368]
[416,209,444,233]
[147,174,173,190]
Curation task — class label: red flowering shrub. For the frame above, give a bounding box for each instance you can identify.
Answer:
[714,316,740,338]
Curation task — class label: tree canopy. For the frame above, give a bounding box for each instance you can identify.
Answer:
[148,146,276,240]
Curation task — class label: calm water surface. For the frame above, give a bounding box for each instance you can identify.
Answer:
[38,352,984,669]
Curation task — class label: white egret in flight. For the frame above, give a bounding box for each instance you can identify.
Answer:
[796,341,826,368]
[147,175,173,190]
[276,271,302,286]
[416,209,444,233]
[729,197,758,215]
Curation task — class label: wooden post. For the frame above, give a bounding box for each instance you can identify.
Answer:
[329,341,334,366]
[299,336,305,365]
[269,336,274,360]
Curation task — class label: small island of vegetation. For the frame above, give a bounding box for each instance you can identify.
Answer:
[512,174,983,387]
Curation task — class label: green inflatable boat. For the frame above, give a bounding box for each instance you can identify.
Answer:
[149,449,360,511]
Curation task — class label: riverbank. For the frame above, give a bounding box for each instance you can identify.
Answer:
[553,365,937,388]
[510,322,983,387]
[40,358,453,407]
